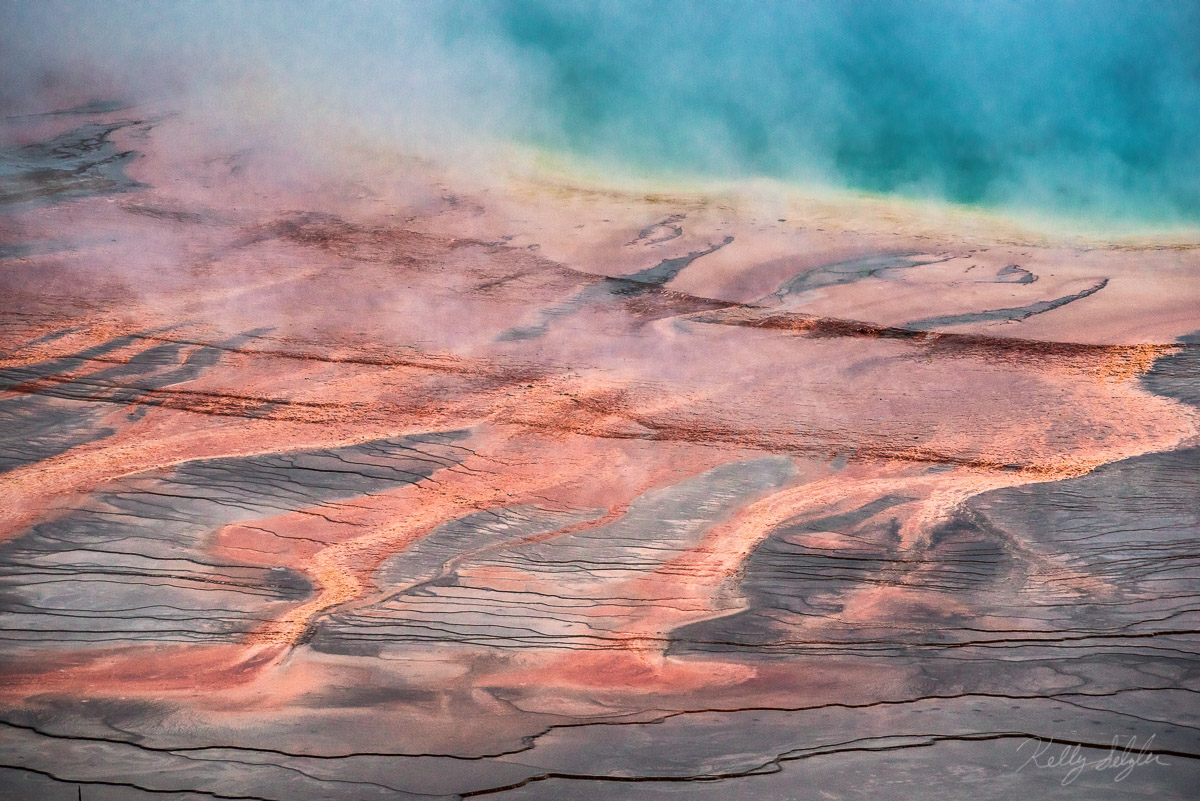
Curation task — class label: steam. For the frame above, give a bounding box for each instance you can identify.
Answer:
[2,0,1198,226]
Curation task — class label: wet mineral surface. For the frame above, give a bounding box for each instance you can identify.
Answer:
[0,103,1197,800]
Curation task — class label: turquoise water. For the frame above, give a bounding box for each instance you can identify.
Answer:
[464,1,1200,225]
[3,0,1198,226]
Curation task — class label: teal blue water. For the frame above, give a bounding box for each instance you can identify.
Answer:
[458,0,1200,225]
[3,0,1198,226]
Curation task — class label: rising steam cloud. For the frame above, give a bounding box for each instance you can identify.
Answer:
[2,0,1198,226]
